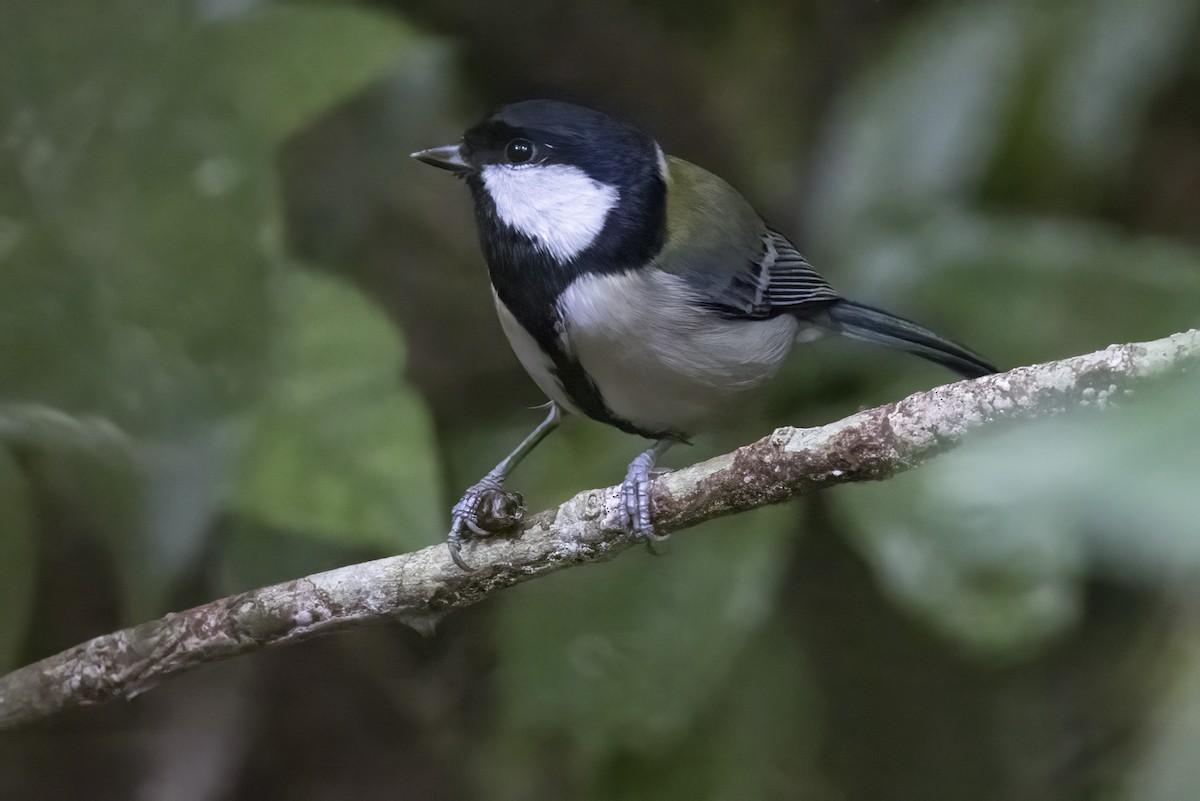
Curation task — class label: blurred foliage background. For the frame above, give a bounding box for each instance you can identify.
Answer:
[1,0,1199,799]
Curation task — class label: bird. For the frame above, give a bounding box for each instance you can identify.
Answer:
[412,99,996,570]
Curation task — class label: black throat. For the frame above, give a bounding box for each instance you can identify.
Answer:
[468,168,668,436]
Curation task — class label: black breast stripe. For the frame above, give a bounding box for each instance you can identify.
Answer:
[471,184,672,440]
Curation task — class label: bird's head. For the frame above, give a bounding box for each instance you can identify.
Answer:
[413,100,668,265]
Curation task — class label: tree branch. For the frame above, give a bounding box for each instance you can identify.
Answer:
[2,330,1197,730]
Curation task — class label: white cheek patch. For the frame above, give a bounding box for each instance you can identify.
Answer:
[481,163,619,264]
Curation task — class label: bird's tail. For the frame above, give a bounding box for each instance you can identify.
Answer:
[820,299,997,379]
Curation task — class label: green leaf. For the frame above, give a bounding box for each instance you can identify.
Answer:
[801,0,1200,368]
[233,269,443,551]
[586,627,818,801]
[835,372,1200,658]
[835,473,1086,659]
[1131,632,1200,801]
[0,0,281,437]
[1038,0,1200,174]
[808,0,1198,239]
[494,506,797,754]
[0,0,415,439]
[807,2,1026,238]
[200,5,416,143]
[0,450,36,671]
[0,0,294,619]
[0,0,416,618]
[914,375,1200,581]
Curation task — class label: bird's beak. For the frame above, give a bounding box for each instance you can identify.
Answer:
[410,143,470,173]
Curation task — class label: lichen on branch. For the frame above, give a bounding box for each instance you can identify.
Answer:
[0,329,1196,731]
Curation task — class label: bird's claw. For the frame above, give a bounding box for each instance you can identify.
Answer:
[618,450,668,547]
[447,472,525,570]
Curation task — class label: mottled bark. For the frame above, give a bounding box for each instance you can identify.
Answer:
[0,329,1196,731]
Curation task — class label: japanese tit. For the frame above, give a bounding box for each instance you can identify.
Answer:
[414,99,995,570]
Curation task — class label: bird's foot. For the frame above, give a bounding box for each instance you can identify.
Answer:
[447,471,525,570]
[618,449,669,548]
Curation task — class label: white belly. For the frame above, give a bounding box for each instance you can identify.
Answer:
[556,271,800,435]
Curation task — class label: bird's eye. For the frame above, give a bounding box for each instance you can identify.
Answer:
[505,138,534,164]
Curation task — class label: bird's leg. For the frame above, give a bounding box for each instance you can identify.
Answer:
[619,438,674,544]
[448,403,562,570]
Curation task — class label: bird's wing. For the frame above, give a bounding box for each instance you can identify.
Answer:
[655,157,840,320]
